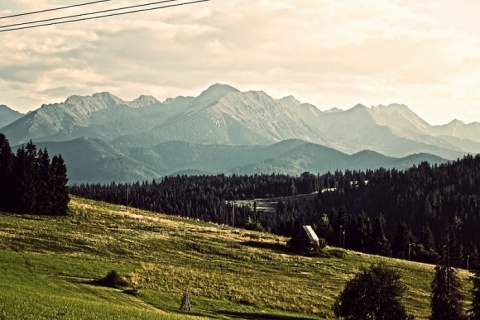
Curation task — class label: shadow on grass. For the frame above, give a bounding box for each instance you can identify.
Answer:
[217,310,319,320]
[240,241,289,253]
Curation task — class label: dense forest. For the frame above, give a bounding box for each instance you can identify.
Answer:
[69,154,480,268]
[0,134,69,215]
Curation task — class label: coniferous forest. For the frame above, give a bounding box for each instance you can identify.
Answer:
[69,154,480,268]
[0,134,69,216]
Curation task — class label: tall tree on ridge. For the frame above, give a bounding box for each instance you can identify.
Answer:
[469,268,480,320]
[430,224,465,320]
[0,134,14,212]
[51,154,69,216]
[14,143,39,214]
[37,149,53,215]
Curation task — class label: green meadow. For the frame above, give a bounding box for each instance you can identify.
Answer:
[0,196,472,319]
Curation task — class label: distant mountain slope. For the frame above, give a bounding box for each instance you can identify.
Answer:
[0,105,23,128]
[431,119,480,143]
[31,138,161,184]
[21,137,448,184]
[229,140,447,175]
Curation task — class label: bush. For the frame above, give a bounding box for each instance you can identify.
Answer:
[180,293,191,311]
[333,263,414,320]
[93,270,128,289]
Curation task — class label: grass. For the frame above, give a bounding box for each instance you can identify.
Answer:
[0,196,473,319]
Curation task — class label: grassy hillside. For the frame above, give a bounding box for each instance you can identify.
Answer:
[0,196,473,319]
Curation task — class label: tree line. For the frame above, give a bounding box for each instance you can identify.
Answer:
[0,134,69,215]
[69,154,480,268]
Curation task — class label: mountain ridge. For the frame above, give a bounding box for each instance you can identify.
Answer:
[2,84,479,158]
[1,83,478,183]
[28,137,448,184]
[0,105,23,129]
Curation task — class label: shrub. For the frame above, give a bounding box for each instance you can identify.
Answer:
[180,293,191,311]
[94,270,128,289]
[333,263,414,320]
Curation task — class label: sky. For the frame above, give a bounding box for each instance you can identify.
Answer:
[1,0,480,125]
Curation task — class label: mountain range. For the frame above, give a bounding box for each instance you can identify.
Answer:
[1,83,479,184]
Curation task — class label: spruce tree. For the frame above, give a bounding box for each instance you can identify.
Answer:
[37,149,53,215]
[469,269,480,320]
[421,224,435,252]
[393,221,413,259]
[0,134,14,212]
[14,145,39,214]
[370,215,391,255]
[51,155,69,215]
[430,231,465,320]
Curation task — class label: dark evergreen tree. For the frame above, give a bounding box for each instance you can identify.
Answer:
[37,149,53,215]
[0,134,14,212]
[469,269,480,320]
[370,215,391,256]
[315,213,334,244]
[0,139,70,216]
[333,263,413,320]
[421,224,435,252]
[430,231,465,320]
[393,221,413,259]
[14,143,38,214]
[51,154,69,215]
[354,211,372,253]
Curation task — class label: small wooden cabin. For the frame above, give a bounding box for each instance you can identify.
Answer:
[302,225,320,249]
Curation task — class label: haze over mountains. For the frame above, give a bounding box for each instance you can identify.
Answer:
[1,83,479,183]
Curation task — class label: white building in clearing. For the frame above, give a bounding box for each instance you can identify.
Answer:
[303,225,320,249]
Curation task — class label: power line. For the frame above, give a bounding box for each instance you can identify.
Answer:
[0,0,178,30]
[0,0,210,33]
[0,0,113,20]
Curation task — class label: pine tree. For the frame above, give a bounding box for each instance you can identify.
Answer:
[469,269,480,320]
[37,149,53,215]
[430,231,465,320]
[370,215,391,256]
[393,221,413,259]
[51,155,69,215]
[14,144,39,214]
[0,134,14,212]
[354,211,372,252]
[421,224,435,252]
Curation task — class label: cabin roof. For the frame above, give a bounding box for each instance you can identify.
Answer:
[303,225,320,243]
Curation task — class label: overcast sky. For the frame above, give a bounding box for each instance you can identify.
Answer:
[1,0,480,125]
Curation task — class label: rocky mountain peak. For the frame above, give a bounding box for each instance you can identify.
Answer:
[131,95,161,108]
[196,83,240,104]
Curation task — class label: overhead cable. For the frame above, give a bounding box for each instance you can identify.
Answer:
[0,0,210,33]
[0,0,113,20]
[0,0,178,29]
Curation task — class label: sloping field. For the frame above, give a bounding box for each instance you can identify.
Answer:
[0,196,472,319]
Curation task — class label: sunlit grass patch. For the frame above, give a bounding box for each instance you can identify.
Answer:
[0,196,474,319]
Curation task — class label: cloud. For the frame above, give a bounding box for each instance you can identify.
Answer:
[1,0,480,125]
